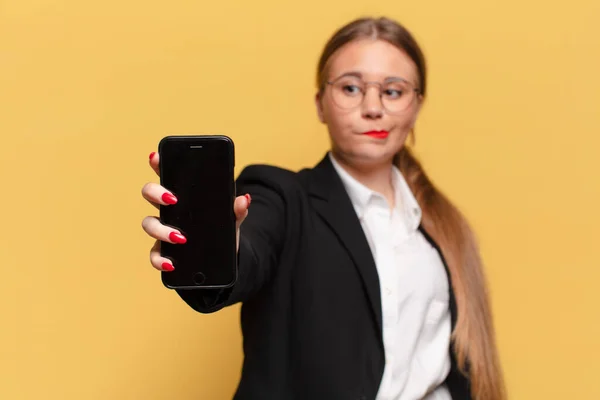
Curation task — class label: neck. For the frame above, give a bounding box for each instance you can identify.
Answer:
[331,151,396,208]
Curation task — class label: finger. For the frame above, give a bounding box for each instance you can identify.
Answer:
[141,182,178,209]
[149,151,160,176]
[234,194,251,229]
[149,240,174,271]
[141,216,187,244]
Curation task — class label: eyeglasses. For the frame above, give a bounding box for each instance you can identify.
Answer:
[325,74,421,115]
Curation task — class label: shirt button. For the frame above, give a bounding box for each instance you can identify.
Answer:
[385,287,392,295]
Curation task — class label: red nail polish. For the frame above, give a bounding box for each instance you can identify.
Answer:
[149,152,156,160]
[162,262,174,271]
[169,232,187,244]
[245,194,252,205]
[162,193,177,205]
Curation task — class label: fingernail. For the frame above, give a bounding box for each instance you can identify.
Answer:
[169,232,187,244]
[149,152,156,160]
[245,194,252,205]
[162,262,174,271]
[162,193,177,204]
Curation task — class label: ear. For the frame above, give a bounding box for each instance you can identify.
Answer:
[409,94,424,129]
[414,93,424,115]
[315,92,325,124]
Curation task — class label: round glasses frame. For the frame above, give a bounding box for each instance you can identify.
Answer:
[325,75,421,115]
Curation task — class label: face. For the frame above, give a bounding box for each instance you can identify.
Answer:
[316,39,423,168]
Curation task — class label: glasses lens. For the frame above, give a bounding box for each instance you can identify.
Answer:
[329,77,417,114]
[381,80,415,114]
[331,76,364,109]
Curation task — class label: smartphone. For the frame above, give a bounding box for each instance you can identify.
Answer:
[158,135,237,289]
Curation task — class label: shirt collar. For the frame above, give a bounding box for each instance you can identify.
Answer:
[329,152,422,231]
[391,162,422,231]
[329,152,372,214]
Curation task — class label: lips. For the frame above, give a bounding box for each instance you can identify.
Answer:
[363,130,389,139]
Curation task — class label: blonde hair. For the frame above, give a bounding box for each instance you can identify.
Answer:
[317,17,506,400]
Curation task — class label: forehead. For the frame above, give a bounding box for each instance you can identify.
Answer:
[326,39,419,84]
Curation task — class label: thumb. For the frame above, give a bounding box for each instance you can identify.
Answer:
[234,194,251,229]
[234,194,251,253]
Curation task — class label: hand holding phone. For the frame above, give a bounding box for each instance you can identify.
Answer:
[140,135,250,290]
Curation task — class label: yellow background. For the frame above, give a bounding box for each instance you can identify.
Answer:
[1,0,599,398]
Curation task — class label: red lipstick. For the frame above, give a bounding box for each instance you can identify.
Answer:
[363,130,389,139]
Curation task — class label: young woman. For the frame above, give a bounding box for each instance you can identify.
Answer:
[141,16,505,400]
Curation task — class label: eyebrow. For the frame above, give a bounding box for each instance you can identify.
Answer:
[331,71,411,84]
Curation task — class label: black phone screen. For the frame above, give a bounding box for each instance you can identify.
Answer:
[159,135,237,289]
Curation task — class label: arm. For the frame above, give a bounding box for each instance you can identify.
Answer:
[175,165,289,313]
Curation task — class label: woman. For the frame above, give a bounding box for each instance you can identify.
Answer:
[141,17,505,400]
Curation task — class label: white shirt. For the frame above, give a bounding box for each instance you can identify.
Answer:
[329,153,452,400]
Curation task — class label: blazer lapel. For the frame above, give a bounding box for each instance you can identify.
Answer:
[302,154,383,339]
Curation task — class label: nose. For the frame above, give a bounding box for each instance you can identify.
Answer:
[361,85,383,119]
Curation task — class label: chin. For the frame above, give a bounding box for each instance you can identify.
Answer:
[346,145,400,166]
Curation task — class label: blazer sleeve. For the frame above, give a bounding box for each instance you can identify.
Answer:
[174,164,295,313]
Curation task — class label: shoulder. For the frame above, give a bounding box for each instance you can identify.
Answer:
[236,163,310,196]
[237,163,298,181]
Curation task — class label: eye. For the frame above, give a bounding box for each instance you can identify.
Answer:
[342,85,362,95]
[383,88,404,99]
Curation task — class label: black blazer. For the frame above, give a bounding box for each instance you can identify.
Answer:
[177,154,471,400]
